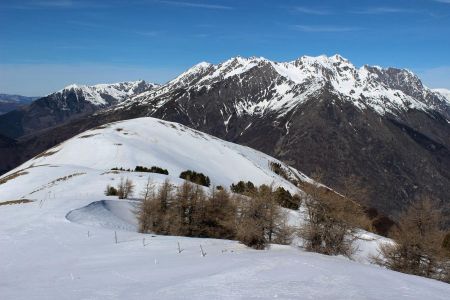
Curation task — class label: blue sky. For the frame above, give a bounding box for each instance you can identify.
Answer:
[1,0,450,96]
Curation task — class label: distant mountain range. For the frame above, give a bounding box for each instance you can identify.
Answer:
[0,80,156,138]
[0,55,449,223]
[0,94,39,115]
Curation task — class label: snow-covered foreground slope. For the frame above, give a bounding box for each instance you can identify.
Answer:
[1,117,449,299]
[1,191,449,299]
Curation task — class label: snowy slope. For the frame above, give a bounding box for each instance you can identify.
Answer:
[433,88,450,103]
[1,117,449,299]
[1,117,304,196]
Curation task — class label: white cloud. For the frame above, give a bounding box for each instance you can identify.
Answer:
[294,6,332,15]
[292,25,362,32]
[4,0,110,10]
[158,1,233,10]
[34,0,74,7]
[352,7,418,14]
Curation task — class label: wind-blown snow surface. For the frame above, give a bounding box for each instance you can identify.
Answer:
[1,117,449,299]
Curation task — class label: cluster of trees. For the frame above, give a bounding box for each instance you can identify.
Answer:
[268,161,300,186]
[373,198,450,283]
[179,170,210,187]
[111,165,169,175]
[299,176,450,282]
[111,167,131,172]
[363,207,395,237]
[137,180,293,249]
[107,172,450,283]
[298,180,369,257]
[105,178,135,199]
[231,181,301,210]
[230,181,255,194]
[269,162,289,180]
[135,165,169,175]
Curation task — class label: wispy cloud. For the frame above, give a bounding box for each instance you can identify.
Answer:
[294,6,333,15]
[289,5,423,16]
[4,0,110,10]
[67,20,109,30]
[352,7,419,14]
[68,20,161,38]
[33,0,74,7]
[135,30,161,37]
[292,25,362,33]
[158,1,232,10]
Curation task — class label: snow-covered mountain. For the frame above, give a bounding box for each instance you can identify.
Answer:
[0,80,157,138]
[99,55,449,220]
[2,116,449,299]
[0,55,449,222]
[55,80,158,106]
[433,88,450,103]
[122,55,449,119]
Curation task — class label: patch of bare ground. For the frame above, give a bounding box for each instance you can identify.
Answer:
[34,149,60,159]
[0,199,33,206]
[79,133,99,139]
[0,171,29,185]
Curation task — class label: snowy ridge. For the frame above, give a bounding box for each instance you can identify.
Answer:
[55,80,157,106]
[126,55,449,119]
[433,88,450,103]
[1,117,304,198]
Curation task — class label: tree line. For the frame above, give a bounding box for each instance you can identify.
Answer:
[136,180,293,249]
[106,171,450,283]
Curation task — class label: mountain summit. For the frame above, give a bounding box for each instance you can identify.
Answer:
[105,55,450,220]
[122,55,448,120]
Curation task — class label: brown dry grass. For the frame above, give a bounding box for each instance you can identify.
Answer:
[34,149,59,159]
[0,199,33,206]
[79,133,99,139]
[29,172,85,194]
[0,171,29,185]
